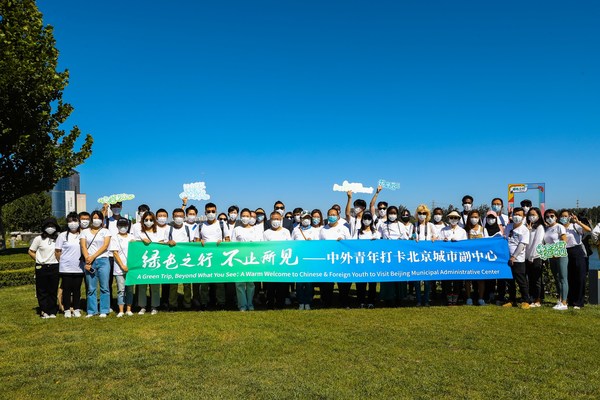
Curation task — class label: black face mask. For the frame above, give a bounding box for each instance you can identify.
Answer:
[401,216,410,223]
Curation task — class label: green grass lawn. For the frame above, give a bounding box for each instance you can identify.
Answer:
[1,285,599,399]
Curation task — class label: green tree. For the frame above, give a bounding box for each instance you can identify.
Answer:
[0,0,93,248]
[1,192,51,233]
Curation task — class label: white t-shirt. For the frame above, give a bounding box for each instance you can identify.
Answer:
[506,223,530,263]
[438,226,468,242]
[526,225,545,261]
[467,225,489,239]
[138,229,163,243]
[131,222,142,240]
[109,233,134,276]
[185,222,201,241]
[378,221,403,240]
[592,223,600,243]
[56,231,82,273]
[105,216,120,237]
[232,226,262,242]
[253,223,265,236]
[200,221,230,242]
[156,224,169,242]
[358,229,380,240]
[163,224,193,243]
[348,216,363,238]
[292,226,320,241]
[415,222,436,241]
[458,212,470,229]
[263,228,292,241]
[319,223,350,240]
[564,223,583,248]
[29,235,59,265]
[81,228,112,259]
[431,223,447,239]
[544,224,566,245]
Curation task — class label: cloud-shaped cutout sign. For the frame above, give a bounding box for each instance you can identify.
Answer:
[179,182,211,201]
[97,193,136,204]
[332,180,374,194]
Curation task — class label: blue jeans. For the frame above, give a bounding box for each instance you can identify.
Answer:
[115,275,134,306]
[235,282,255,311]
[85,257,110,315]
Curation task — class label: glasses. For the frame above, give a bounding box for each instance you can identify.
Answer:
[448,217,460,221]
[378,207,387,210]
[144,219,154,222]
[417,212,427,216]
[218,218,227,222]
[275,206,285,210]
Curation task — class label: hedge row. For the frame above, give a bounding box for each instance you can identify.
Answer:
[0,268,35,288]
[0,261,32,272]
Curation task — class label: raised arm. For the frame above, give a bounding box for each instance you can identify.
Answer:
[370,185,382,215]
[345,190,353,221]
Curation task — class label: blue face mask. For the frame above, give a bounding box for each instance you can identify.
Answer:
[312,218,321,225]
[559,217,570,225]
[328,215,338,224]
[491,204,502,213]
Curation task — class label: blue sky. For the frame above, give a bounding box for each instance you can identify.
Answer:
[38,0,599,217]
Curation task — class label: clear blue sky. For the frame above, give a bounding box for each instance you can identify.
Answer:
[38,0,599,217]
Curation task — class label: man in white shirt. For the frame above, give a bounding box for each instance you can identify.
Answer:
[183,205,201,309]
[504,207,531,309]
[199,202,230,310]
[345,191,367,239]
[164,208,194,311]
[319,208,350,308]
[263,211,291,309]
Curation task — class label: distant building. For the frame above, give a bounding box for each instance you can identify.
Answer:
[76,194,87,214]
[50,172,81,218]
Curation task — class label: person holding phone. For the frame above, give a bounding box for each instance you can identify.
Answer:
[560,209,592,309]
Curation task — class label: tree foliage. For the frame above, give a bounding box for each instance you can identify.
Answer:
[1,192,51,232]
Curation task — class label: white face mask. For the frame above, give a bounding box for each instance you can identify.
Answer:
[45,227,56,235]
[433,215,442,223]
[187,216,196,224]
[523,206,530,214]
[173,217,184,226]
[241,216,251,225]
[92,219,102,228]
[512,215,524,224]
[229,213,237,222]
[206,213,216,221]
[157,217,167,225]
[463,204,472,212]
[144,220,154,228]
[276,208,285,216]
[388,214,398,222]
[449,219,459,226]
[271,220,282,229]
[470,217,479,225]
[301,219,311,227]
[80,220,90,229]
[249,217,256,226]
[378,209,387,218]
[546,217,556,225]
[68,222,79,231]
[362,219,372,226]
[111,208,121,215]
[528,215,538,223]
[294,215,301,223]
[257,215,265,222]
[487,218,496,225]
[354,207,363,215]
[417,214,426,222]
[118,227,128,234]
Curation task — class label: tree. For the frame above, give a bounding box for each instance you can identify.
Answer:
[0,0,93,248]
[1,192,51,232]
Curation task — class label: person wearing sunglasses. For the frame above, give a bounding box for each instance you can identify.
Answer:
[438,210,467,305]
[266,201,294,233]
[544,209,568,310]
[559,209,591,309]
[199,203,230,310]
[414,205,436,306]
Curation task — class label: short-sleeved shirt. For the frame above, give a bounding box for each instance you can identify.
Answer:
[200,221,230,242]
[292,226,320,241]
[56,231,82,273]
[506,223,530,263]
[109,233,134,275]
[30,235,59,265]
[564,223,583,248]
[163,225,193,243]
[544,224,566,244]
[438,226,468,242]
[358,229,380,240]
[319,223,350,240]
[232,226,262,242]
[263,228,292,241]
[81,228,112,259]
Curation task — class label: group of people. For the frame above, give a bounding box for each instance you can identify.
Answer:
[29,186,598,318]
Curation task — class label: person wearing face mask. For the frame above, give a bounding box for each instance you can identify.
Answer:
[486,198,509,229]
[354,212,380,309]
[430,207,447,239]
[231,208,261,311]
[464,210,488,306]
[29,218,61,318]
[369,185,385,227]
[413,205,436,307]
[459,195,474,228]
[135,211,162,315]
[520,199,532,216]
[183,205,202,309]
[109,218,135,317]
[486,200,509,305]
[55,213,84,318]
[130,204,150,242]
[319,208,350,308]
[292,211,319,310]
[559,209,592,309]
[543,209,569,310]
[525,207,545,308]
[290,207,302,229]
[438,211,467,305]
[263,211,292,309]
[331,204,348,228]
[227,205,241,232]
[164,208,194,311]
[378,206,403,306]
[101,201,126,311]
[251,208,267,306]
[504,207,531,309]
[311,209,324,234]
[254,208,267,236]
[199,203,230,310]
[345,191,368,239]
[266,201,294,233]
[80,210,112,317]
[152,208,170,309]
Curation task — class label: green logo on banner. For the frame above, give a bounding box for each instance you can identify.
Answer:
[536,242,567,260]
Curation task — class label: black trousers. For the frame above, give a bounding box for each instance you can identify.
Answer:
[35,264,60,315]
[108,256,115,304]
[567,245,587,307]
[337,283,352,308]
[526,258,543,302]
[508,261,530,303]
[356,282,378,305]
[61,273,83,310]
[318,283,334,308]
[265,282,287,309]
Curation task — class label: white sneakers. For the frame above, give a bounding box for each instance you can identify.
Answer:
[138,308,146,315]
[150,309,158,315]
[304,304,311,310]
[41,312,56,319]
[116,312,124,318]
[64,310,72,318]
[73,310,82,318]
[99,313,107,318]
[126,311,134,316]
[553,302,568,310]
[298,304,305,310]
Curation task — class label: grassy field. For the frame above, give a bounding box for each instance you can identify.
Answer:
[1,285,599,399]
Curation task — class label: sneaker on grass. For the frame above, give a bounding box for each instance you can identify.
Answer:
[117,312,124,318]
[73,309,82,318]
[99,313,107,318]
[126,311,134,316]
[64,310,72,318]
[138,308,146,315]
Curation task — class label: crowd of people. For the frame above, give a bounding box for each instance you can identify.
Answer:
[29,186,599,318]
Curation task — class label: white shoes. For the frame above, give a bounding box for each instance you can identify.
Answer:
[126,311,134,316]
[99,313,107,318]
[150,309,158,315]
[553,303,568,310]
[64,310,72,318]
[298,304,305,310]
[116,312,124,318]
[73,309,82,318]
[85,314,95,318]
[304,304,311,310]
[138,308,146,315]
